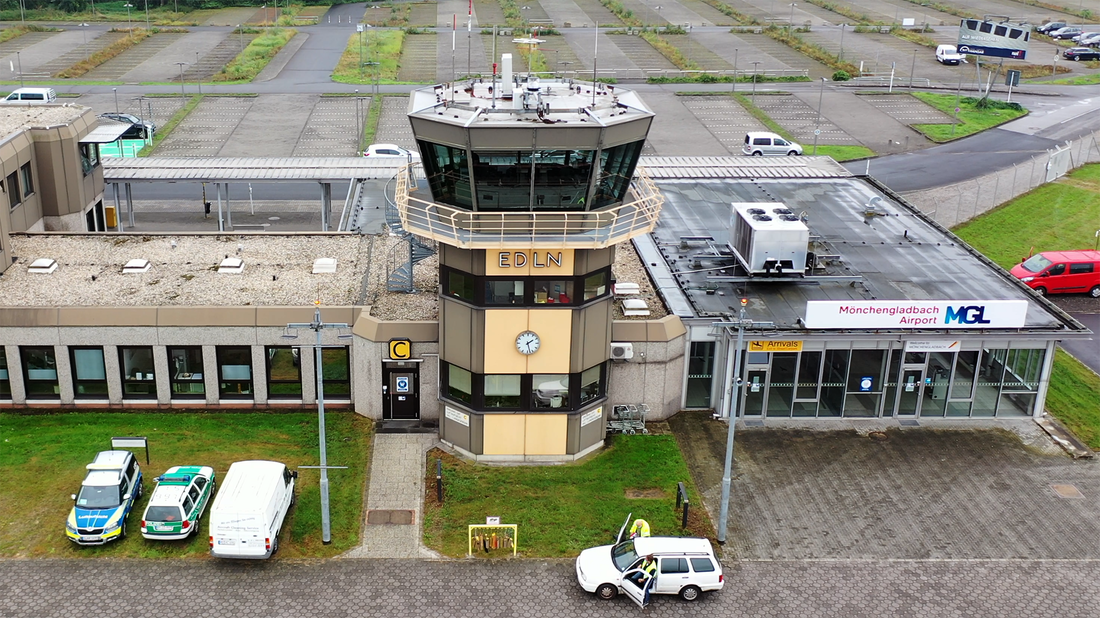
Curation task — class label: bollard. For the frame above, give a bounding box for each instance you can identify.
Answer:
[436,459,443,503]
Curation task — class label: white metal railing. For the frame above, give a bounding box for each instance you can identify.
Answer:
[394,166,664,249]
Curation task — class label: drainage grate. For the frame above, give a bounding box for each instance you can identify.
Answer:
[898,419,920,427]
[1050,484,1085,499]
[367,509,415,525]
[743,419,764,427]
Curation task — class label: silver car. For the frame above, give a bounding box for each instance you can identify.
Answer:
[743,132,803,156]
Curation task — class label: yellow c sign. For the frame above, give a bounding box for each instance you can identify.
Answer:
[748,340,803,352]
[389,339,412,360]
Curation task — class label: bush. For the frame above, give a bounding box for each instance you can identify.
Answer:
[832,70,850,81]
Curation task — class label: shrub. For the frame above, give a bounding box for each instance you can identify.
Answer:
[831,70,850,81]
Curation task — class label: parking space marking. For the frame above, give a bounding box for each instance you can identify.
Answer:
[682,96,769,155]
[155,97,253,157]
[860,94,955,124]
[754,94,854,144]
[373,96,416,149]
[293,97,365,157]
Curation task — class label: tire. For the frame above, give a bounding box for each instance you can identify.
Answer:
[136,482,144,499]
[787,151,800,156]
[1089,285,1100,298]
[680,585,702,602]
[752,151,763,156]
[1034,287,1047,296]
[595,583,618,600]
[271,536,279,556]
[120,520,127,539]
[1072,55,1080,61]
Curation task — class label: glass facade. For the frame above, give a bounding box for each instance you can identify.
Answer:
[120,347,156,398]
[419,141,472,208]
[0,348,9,398]
[71,347,108,398]
[685,341,715,408]
[593,140,644,208]
[730,345,1046,419]
[217,346,253,399]
[443,267,610,307]
[266,347,302,399]
[442,362,607,412]
[169,347,204,399]
[322,347,351,398]
[21,347,58,399]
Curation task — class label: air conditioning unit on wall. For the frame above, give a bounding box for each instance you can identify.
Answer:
[610,343,634,360]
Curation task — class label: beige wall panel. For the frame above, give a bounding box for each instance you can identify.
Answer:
[353,313,439,343]
[418,348,439,420]
[485,249,574,276]
[439,403,472,451]
[482,414,526,455]
[440,299,473,368]
[407,117,466,148]
[440,243,477,273]
[482,309,530,374]
[524,414,567,455]
[577,301,612,372]
[157,306,256,326]
[574,247,613,274]
[526,309,572,374]
[611,321,648,342]
[155,326,257,346]
[0,307,58,327]
[351,338,382,418]
[58,306,158,326]
[59,326,158,346]
[601,117,653,148]
[533,127,601,150]
[650,315,687,341]
[0,325,61,345]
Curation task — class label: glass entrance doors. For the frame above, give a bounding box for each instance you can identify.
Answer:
[896,369,924,416]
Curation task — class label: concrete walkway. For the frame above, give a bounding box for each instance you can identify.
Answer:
[342,433,441,559]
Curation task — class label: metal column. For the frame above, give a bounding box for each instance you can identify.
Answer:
[216,183,225,232]
[113,183,123,232]
[320,182,332,231]
[225,183,233,229]
[125,183,135,228]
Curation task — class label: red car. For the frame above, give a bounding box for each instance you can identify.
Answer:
[1010,250,1100,297]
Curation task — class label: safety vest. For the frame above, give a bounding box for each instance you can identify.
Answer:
[642,559,657,577]
[630,518,651,538]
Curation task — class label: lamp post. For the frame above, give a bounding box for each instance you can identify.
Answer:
[124,4,133,38]
[731,48,738,92]
[238,24,244,51]
[144,0,150,32]
[113,87,119,114]
[812,76,826,155]
[196,51,202,95]
[750,60,761,104]
[80,23,89,60]
[285,303,351,545]
[788,2,796,36]
[838,23,846,61]
[175,62,187,98]
[16,51,23,88]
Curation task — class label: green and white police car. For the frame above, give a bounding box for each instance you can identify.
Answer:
[140,466,216,540]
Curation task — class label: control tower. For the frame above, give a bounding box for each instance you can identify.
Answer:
[399,64,661,461]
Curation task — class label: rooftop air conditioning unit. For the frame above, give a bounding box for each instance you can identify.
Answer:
[729,202,810,275]
[610,342,634,360]
[122,259,151,274]
[217,257,245,274]
[28,258,58,274]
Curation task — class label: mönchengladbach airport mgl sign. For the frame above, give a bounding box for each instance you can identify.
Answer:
[957,19,1030,60]
[804,300,1029,329]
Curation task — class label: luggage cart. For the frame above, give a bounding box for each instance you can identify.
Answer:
[607,404,649,435]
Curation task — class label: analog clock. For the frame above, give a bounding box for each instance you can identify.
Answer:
[515,330,541,355]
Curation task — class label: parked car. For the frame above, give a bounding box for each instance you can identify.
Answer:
[1063,47,1100,61]
[208,460,296,559]
[65,450,143,545]
[936,44,965,65]
[98,112,155,139]
[363,143,420,162]
[140,466,217,540]
[742,132,803,156]
[1036,21,1066,34]
[3,87,57,104]
[576,514,724,607]
[1050,27,1082,40]
[1076,33,1100,47]
[1010,250,1100,297]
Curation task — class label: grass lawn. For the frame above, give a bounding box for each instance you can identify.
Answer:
[1041,73,1100,86]
[332,30,404,84]
[951,163,1100,447]
[911,92,1028,142]
[0,411,371,558]
[423,434,714,558]
[212,28,297,82]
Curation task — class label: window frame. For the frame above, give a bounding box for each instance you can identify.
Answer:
[80,143,100,176]
[0,347,10,399]
[70,346,108,399]
[168,346,205,399]
[6,171,20,209]
[321,346,352,398]
[442,361,608,412]
[19,161,33,198]
[20,346,59,399]
[216,346,254,400]
[441,266,612,308]
[265,346,303,400]
[119,346,156,399]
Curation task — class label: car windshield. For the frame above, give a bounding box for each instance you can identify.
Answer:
[611,540,639,572]
[1021,254,1053,273]
[76,484,121,509]
[145,506,183,522]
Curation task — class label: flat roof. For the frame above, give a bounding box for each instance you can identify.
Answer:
[102,157,416,183]
[0,103,88,137]
[647,170,1087,336]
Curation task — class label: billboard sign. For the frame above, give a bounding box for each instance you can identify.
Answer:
[957,19,1030,60]
[804,300,1028,329]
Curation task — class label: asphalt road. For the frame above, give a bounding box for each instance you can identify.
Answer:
[1064,312,1100,374]
[3,558,1100,617]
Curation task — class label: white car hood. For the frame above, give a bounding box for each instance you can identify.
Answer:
[576,545,623,585]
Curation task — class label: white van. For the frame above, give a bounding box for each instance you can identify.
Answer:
[208,460,296,559]
[3,87,57,103]
[935,45,965,65]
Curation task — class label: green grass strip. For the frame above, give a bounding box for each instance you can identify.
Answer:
[423,435,714,557]
[332,30,404,85]
[361,94,386,149]
[136,94,202,157]
[910,91,1028,142]
[1046,350,1100,449]
[55,28,152,78]
[732,93,872,160]
[1042,73,1100,85]
[896,0,977,19]
[212,28,296,82]
[639,31,700,71]
[698,0,758,24]
[761,26,859,75]
[599,0,641,27]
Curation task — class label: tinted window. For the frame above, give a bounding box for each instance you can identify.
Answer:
[194,476,208,490]
[146,506,182,522]
[1069,263,1094,274]
[188,486,201,502]
[660,557,689,573]
[25,93,44,100]
[775,138,789,146]
[753,138,770,145]
[182,496,194,513]
[690,557,716,572]
[1048,264,1066,276]
[611,540,639,571]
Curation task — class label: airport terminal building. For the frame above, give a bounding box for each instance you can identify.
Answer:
[0,86,1090,462]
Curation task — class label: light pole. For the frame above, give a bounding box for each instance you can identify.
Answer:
[196,51,202,95]
[124,3,133,38]
[285,303,351,545]
[144,0,150,32]
[80,23,89,60]
[750,60,761,104]
[113,87,118,114]
[238,24,244,51]
[16,51,22,88]
[838,23,846,61]
[813,76,826,155]
[656,5,662,25]
[731,48,737,92]
[788,2,796,36]
[175,62,187,98]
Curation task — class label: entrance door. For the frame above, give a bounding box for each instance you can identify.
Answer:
[741,369,768,416]
[896,369,924,416]
[382,364,419,420]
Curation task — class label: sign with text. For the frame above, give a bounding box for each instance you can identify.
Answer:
[804,300,1028,329]
[485,249,574,276]
[957,19,1029,60]
[388,338,412,360]
[749,340,803,352]
[580,407,603,427]
[905,340,961,352]
[445,407,470,427]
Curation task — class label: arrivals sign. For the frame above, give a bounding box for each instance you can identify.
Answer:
[804,300,1028,329]
[749,340,803,352]
[957,19,1030,60]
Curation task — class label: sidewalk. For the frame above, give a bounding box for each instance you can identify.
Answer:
[342,432,441,559]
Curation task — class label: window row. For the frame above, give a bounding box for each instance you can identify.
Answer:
[444,266,610,306]
[1,346,350,401]
[442,362,606,412]
[5,162,34,210]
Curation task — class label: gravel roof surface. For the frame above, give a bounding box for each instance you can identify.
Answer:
[2,234,371,306]
[0,104,88,136]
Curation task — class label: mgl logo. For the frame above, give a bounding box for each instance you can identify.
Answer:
[945,305,991,325]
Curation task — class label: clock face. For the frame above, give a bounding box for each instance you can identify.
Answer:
[516,330,541,355]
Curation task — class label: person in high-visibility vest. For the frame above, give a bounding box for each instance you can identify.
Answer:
[630,518,651,538]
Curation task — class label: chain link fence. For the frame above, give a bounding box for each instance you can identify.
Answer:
[900,129,1100,229]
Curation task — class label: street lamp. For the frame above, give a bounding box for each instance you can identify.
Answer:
[284,303,352,545]
[175,61,187,98]
[238,24,244,51]
[144,0,150,32]
[731,48,738,93]
[750,60,761,104]
[113,87,119,114]
[196,51,202,95]
[812,76,826,155]
[80,23,89,60]
[788,2,797,36]
[124,3,133,38]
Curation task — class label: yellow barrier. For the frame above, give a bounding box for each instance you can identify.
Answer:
[467,524,518,557]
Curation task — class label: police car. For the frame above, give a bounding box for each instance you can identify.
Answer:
[141,466,217,540]
[66,451,143,545]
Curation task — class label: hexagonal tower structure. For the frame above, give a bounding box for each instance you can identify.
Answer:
[401,74,661,461]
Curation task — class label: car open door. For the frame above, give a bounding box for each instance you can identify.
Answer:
[615,512,633,544]
[620,568,650,608]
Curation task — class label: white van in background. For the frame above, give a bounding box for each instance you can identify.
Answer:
[208,460,296,559]
[3,87,57,103]
[935,45,966,65]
